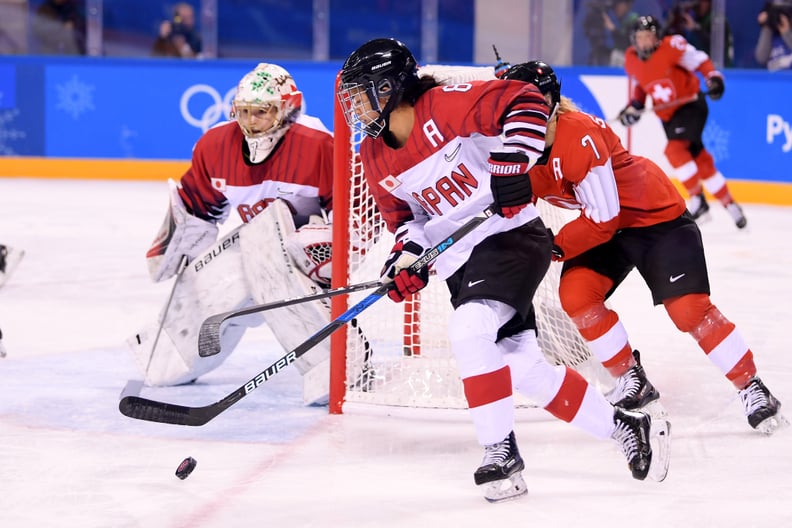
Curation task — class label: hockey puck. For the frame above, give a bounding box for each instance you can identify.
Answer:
[175,456,197,480]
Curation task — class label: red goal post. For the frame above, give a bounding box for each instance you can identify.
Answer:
[329,66,602,415]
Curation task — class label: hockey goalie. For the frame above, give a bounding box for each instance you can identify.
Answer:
[128,63,335,405]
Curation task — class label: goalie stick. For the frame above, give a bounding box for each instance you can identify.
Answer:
[118,206,496,426]
[197,280,382,358]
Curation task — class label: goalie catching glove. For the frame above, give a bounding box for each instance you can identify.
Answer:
[285,215,333,287]
[146,179,218,282]
[380,229,428,302]
[618,100,644,127]
[489,151,534,219]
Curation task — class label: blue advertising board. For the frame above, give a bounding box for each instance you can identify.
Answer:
[0,56,790,186]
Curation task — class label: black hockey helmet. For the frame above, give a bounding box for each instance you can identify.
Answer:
[501,60,561,111]
[631,15,661,60]
[338,38,419,138]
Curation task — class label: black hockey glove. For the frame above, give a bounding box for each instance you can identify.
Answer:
[618,100,644,127]
[489,152,533,219]
[706,74,725,101]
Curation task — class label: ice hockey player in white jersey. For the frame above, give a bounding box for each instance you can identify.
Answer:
[337,38,670,502]
[129,63,336,405]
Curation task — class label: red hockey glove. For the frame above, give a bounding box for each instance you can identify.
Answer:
[706,73,725,101]
[380,239,429,302]
[489,152,533,219]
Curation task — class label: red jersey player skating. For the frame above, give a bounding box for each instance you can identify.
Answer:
[619,15,747,229]
[503,60,785,435]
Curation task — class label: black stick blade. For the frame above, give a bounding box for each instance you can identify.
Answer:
[119,396,212,426]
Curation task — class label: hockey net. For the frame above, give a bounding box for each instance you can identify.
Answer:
[329,65,603,414]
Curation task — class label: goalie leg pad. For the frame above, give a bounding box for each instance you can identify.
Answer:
[241,200,332,405]
[146,179,219,282]
[129,226,264,386]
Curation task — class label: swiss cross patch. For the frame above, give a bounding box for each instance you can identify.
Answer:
[211,178,227,192]
[379,175,401,192]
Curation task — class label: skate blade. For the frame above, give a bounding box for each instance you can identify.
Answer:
[755,412,790,436]
[481,472,528,503]
[648,419,671,482]
[641,399,669,420]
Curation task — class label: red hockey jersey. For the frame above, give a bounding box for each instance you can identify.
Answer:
[530,110,686,260]
[624,34,718,122]
[177,115,333,227]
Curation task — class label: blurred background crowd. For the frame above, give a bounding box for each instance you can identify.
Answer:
[0,1,789,69]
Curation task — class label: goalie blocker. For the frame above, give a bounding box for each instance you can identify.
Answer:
[128,199,337,405]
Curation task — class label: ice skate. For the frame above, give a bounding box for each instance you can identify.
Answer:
[612,407,670,482]
[606,351,664,418]
[0,245,25,288]
[739,377,788,435]
[474,431,528,503]
[687,193,710,224]
[725,201,747,229]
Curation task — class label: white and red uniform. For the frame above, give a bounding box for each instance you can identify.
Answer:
[362,80,545,280]
[361,80,620,445]
[178,114,333,226]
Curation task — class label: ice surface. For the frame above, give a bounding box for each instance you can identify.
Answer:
[1,177,790,527]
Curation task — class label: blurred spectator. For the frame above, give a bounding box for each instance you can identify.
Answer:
[664,0,734,67]
[583,0,640,66]
[754,0,792,70]
[604,0,640,66]
[583,0,616,65]
[152,2,202,58]
[30,0,86,55]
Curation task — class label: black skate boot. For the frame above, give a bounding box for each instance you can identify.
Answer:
[474,431,527,502]
[606,350,661,411]
[612,408,653,481]
[739,377,788,435]
[688,193,710,222]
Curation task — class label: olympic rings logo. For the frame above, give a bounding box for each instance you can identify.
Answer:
[180,84,237,132]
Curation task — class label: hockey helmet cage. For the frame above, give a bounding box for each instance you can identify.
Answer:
[337,38,419,138]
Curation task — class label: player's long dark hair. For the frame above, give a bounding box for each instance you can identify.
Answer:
[404,76,441,104]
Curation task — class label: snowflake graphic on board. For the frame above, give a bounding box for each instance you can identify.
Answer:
[0,109,26,155]
[703,120,730,163]
[56,74,95,119]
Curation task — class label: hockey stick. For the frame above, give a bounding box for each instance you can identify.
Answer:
[144,256,189,376]
[609,92,707,123]
[198,280,383,357]
[118,206,496,426]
